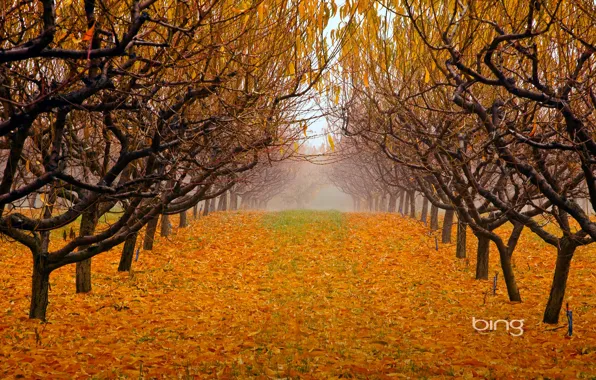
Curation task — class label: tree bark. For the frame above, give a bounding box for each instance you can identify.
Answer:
[76,207,98,293]
[193,203,198,219]
[398,191,404,214]
[441,209,454,243]
[230,192,238,210]
[388,194,396,213]
[476,235,490,280]
[179,210,188,228]
[456,219,467,258]
[160,214,171,237]
[403,192,410,216]
[507,221,524,257]
[430,204,439,231]
[420,197,429,224]
[408,191,416,218]
[497,243,522,302]
[209,197,216,212]
[143,216,159,250]
[218,192,228,211]
[118,232,138,272]
[543,239,576,324]
[29,255,50,320]
[203,199,210,216]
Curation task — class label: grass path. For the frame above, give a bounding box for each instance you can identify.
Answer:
[0,211,595,378]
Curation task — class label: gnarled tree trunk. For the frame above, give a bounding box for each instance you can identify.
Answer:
[76,207,98,293]
[456,219,467,258]
[179,210,188,228]
[218,192,228,211]
[476,235,490,280]
[160,214,171,237]
[441,209,454,243]
[543,239,576,324]
[118,232,138,272]
[430,204,439,231]
[143,216,159,250]
[420,197,429,224]
[230,192,238,210]
[408,191,416,218]
[507,222,524,257]
[30,254,50,320]
[388,194,397,213]
[496,242,522,302]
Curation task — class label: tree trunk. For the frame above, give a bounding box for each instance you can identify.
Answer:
[193,204,198,219]
[230,192,238,210]
[456,219,467,258]
[160,214,171,237]
[179,210,188,228]
[543,239,576,324]
[209,198,216,212]
[398,191,404,214]
[430,204,439,231]
[143,216,159,250]
[29,255,50,320]
[75,259,92,293]
[420,197,429,224]
[476,235,490,280]
[218,193,228,211]
[76,207,98,294]
[388,194,396,213]
[403,192,410,216]
[498,247,522,302]
[118,233,138,272]
[507,221,524,257]
[203,199,210,216]
[441,209,454,243]
[409,191,416,218]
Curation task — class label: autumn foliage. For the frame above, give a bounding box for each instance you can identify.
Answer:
[1,211,595,378]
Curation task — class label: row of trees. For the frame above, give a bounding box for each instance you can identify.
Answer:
[0,0,352,319]
[328,0,596,324]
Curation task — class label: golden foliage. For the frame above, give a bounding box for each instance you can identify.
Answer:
[0,212,595,378]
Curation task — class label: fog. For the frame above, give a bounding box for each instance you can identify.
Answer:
[267,185,353,211]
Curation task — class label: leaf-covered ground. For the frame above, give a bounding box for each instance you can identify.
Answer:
[1,211,596,379]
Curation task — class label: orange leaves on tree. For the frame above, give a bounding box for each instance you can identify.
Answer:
[82,23,95,43]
